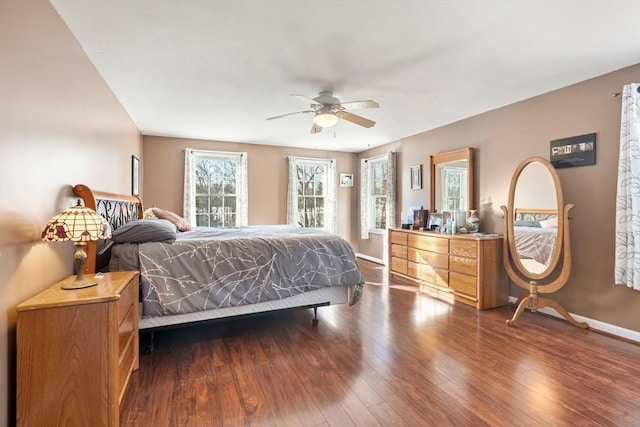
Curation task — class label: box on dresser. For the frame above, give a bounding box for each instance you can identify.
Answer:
[389,228,507,310]
[16,271,139,427]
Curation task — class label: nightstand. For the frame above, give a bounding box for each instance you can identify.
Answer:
[16,271,139,427]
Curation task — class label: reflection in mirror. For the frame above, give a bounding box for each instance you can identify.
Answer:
[512,161,559,275]
[434,160,467,212]
[429,148,473,220]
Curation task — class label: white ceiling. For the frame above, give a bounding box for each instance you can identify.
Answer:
[50,1,640,153]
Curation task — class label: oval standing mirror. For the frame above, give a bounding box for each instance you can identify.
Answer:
[501,157,587,329]
[429,148,474,216]
[510,160,562,278]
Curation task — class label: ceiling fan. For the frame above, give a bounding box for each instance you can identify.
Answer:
[266,91,379,134]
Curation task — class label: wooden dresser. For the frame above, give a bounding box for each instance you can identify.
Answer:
[389,228,507,309]
[16,271,139,427]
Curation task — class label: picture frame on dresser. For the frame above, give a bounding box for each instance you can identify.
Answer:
[427,212,443,230]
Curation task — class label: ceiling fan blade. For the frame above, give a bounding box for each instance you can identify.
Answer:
[336,111,376,128]
[310,123,323,134]
[266,110,312,120]
[339,100,379,110]
[290,94,322,105]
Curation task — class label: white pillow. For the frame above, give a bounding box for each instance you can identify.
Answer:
[539,216,558,228]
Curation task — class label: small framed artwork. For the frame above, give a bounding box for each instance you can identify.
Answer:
[131,155,140,196]
[407,204,423,223]
[340,173,354,187]
[427,212,443,230]
[411,165,422,190]
[550,133,596,168]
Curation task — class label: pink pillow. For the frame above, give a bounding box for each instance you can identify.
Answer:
[539,216,558,228]
[151,208,193,232]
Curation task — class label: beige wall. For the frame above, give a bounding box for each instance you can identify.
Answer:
[0,1,142,423]
[143,136,359,242]
[357,64,640,333]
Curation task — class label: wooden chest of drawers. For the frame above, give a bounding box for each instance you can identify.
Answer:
[16,271,139,426]
[389,229,507,309]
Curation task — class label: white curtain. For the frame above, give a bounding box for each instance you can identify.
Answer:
[327,160,337,233]
[386,151,397,230]
[183,148,196,225]
[287,156,337,233]
[360,152,396,239]
[615,83,640,290]
[286,156,298,226]
[360,158,371,239]
[237,153,248,226]
[183,149,248,227]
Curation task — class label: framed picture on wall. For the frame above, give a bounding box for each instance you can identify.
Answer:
[550,133,596,168]
[340,173,354,187]
[131,155,140,196]
[411,165,422,190]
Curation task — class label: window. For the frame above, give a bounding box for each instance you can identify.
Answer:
[287,157,336,233]
[360,152,396,239]
[183,149,248,227]
[370,156,389,230]
[439,166,467,211]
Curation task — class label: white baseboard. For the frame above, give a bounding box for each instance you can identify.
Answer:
[508,296,640,343]
[355,253,385,265]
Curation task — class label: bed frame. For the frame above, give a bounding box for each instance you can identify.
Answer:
[73,184,143,275]
[514,208,558,222]
[72,184,349,350]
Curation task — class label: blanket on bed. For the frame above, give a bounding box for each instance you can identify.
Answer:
[514,226,557,268]
[111,225,364,317]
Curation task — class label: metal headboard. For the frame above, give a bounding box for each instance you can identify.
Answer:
[514,208,558,222]
[73,184,144,274]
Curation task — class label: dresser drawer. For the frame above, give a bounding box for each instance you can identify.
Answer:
[409,234,449,253]
[390,231,408,245]
[450,255,477,276]
[391,257,408,275]
[117,279,135,325]
[450,239,477,258]
[449,272,477,297]
[408,262,448,287]
[391,244,408,259]
[118,305,135,354]
[408,247,448,269]
[118,333,136,403]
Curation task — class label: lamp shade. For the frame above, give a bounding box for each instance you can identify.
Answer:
[313,112,339,128]
[42,200,111,243]
[42,200,111,289]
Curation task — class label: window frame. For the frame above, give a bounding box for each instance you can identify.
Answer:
[295,159,329,229]
[287,156,337,233]
[368,154,389,235]
[185,149,247,228]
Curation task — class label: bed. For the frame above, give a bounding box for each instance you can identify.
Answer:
[513,208,559,273]
[72,184,364,336]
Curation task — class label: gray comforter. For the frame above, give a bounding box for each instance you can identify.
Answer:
[514,226,557,267]
[110,225,364,317]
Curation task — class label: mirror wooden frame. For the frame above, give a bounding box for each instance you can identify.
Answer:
[501,157,587,329]
[506,158,564,281]
[429,147,474,214]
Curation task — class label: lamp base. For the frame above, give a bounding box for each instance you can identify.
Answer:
[61,242,98,290]
[62,277,98,290]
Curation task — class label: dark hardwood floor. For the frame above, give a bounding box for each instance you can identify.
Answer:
[120,259,640,426]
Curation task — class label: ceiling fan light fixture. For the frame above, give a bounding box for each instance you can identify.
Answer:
[313,112,339,128]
